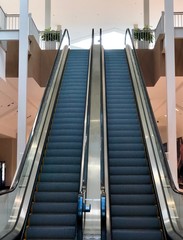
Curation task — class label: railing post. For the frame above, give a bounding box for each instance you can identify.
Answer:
[17,0,29,168]
[164,0,177,187]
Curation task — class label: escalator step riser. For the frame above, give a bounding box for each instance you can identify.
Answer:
[109,158,148,166]
[45,149,81,157]
[43,156,81,165]
[109,166,149,175]
[111,194,156,205]
[111,205,158,217]
[109,143,145,151]
[49,128,83,136]
[48,135,83,143]
[109,136,143,144]
[110,175,151,184]
[29,214,76,226]
[108,129,142,136]
[109,150,145,158]
[110,184,153,194]
[46,142,82,150]
[26,226,75,239]
[32,202,77,214]
[39,173,80,182]
[112,230,163,240]
[37,182,79,192]
[112,217,161,229]
[108,119,139,125]
[34,192,78,203]
[41,165,80,174]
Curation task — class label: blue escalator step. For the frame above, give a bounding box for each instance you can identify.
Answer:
[37,182,79,192]
[25,49,89,239]
[105,49,163,239]
[43,156,81,165]
[40,173,80,182]
[112,229,163,240]
[34,192,78,203]
[32,202,77,214]
[112,216,161,229]
[29,214,76,226]
[110,175,151,185]
[26,226,76,239]
[111,205,158,217]
[109,166,149,175]
[109,158,148,167]
[111,194,156,205]
[41,164,80,173]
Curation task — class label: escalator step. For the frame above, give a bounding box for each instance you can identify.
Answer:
[109,158,148,166]
[112,216,161,229]
[41,164,80,173]
[112,229,163,240]
[25,49,89,240]
[111,194,156,205]
[108,143,145,151]
[26,226,75,239]
[109,150,145,158]
[110,184,153,194]
[109,166,149,175]
[29,214,76,226]
[48,135,83,143]
[34,192,78,203]
[110,175,151,184]
[46,142,82,150]
[36,182,79,192]
[111,205,158,217]
[105,49,163,239]
[32,202,77,214]
[39,173,80,182]
[43,156,81,165]
[45,149,81,157]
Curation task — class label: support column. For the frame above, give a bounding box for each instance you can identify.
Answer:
[144,0,149,26]
[45,0,51,29]
[17,0,29,167]
[164,0,177,186]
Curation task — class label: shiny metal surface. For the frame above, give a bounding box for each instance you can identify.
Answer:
[101,46,111,239]
[84,45,101,235]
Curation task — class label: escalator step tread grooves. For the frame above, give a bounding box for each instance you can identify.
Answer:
[25,49,89,239]
[105,49,163,240]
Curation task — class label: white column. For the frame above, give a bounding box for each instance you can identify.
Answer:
[17,0,29,167]
[0,45,6,80]
[144,0,149,26]
[164,0,177,186]
[45,0,51,29]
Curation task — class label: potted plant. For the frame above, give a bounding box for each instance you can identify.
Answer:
[41,27,60,49]
[133,25,154,49]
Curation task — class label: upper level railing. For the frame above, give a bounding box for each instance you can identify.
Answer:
[155,12,183,41]
[132,12,183,49]
[0,7,60,50]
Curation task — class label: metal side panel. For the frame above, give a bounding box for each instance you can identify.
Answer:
[84,45,101,238]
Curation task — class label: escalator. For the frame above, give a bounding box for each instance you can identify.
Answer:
[23,49,89,239]
[104,49,165,240]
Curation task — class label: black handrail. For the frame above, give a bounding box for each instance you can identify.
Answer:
[124,28,179,194]
[0,29,70,196]
[78,29,94,224]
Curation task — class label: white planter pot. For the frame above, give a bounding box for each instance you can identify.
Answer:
[45,41,57,50]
